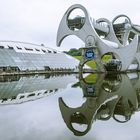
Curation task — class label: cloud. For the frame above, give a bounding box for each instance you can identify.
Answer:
[0,0,139,50]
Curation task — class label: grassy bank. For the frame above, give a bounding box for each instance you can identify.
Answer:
[74,55,111,68]
[84,74,97,83]
[74,56,96,69]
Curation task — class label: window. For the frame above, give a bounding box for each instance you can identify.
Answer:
[17,46,22,50]
[49,90,53,93]
[44,90,48,94]
[48,50,51,53]
[25,48,33,51]
[55,89,58,92]
[53,51,57,54]
[35,48,40,52]
[19,95,24,99]
[27,93,35,97]
[11,96,16,100]
[0,46,4,49]
[8,46,14,49]
[42,49,46,53]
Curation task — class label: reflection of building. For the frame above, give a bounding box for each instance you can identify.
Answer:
[0,41,79,73]
[0,74,77,105]
[59,73,140,136]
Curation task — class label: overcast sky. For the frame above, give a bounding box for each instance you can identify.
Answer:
[0,0,140,51]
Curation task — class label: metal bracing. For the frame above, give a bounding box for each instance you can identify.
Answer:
[57,4,140,72]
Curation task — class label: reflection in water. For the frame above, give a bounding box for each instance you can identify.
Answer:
[0,74,77,105]
[0,73,140,139]
[59,73,140,136]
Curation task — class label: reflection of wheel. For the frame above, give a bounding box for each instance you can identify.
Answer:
[116,74,122,82]
[70,112,91,136]
[112,97,132,123]
[97,105,111,120]
[113,114,131,123]
[102,74,121,92]
[103,58,122,72]
[102,81,115,92]
[117,62,122,71]
[100,114,111,120]
[86,85,95,96]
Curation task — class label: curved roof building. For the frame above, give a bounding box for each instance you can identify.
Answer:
[0,41,79,72]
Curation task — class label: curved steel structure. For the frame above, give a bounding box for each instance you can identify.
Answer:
[57,4,140,72]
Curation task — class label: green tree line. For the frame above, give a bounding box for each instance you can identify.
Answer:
[64,48,81,56]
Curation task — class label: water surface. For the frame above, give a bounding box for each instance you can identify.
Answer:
[0,73,140,140]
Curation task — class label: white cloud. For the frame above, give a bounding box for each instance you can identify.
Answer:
[0,0,139,50]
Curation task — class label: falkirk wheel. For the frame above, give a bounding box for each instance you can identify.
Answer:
[57,4,140,73]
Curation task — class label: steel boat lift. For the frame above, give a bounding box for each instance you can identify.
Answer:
[57,4,140,73]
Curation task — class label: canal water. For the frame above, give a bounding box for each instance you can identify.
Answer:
[0,73,140,140]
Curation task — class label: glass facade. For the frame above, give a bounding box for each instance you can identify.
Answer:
[0,42,79,71]
[0,74,76,104]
